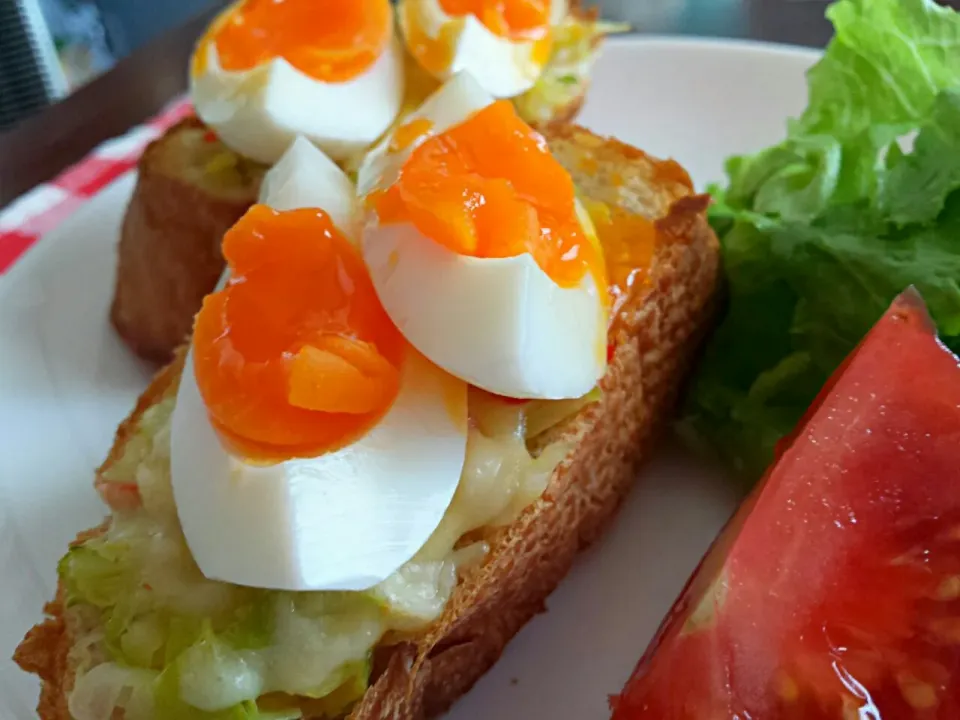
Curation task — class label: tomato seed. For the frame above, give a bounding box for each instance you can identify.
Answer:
[897,671,939,710]
[928,617,960,644]
[936,576,960,601]
[841,696,862,720]
[775,673,799,702]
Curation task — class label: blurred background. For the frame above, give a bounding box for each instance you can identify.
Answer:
[8,0,959,133]
[1,0,838,130]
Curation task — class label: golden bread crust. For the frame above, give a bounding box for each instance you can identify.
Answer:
[14,525,109,720]
[15,598,70,720]
[110,118,261,363]
[17,127,719,720]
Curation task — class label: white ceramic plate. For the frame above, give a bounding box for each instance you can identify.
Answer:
[0,37,818,719]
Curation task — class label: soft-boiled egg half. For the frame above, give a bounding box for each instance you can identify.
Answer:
[359,73,608,401]
[398,0,567,98]
[171,138,468,592]
[258,135,361,236]
[190,0,405,164]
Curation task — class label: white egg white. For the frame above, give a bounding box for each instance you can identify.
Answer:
[171,347,467,591]
[359,72,608,400]
[550,0,570,26]
[357,71,495,198]
[171,141,469,592]
[362,219,607,400]
[259,135,361,238]
[398,0,562,98]
[191,33,405,165]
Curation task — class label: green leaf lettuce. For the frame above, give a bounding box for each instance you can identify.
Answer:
[681,0,960,483]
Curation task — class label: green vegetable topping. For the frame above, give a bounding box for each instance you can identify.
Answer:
[681,0,960,483]
[514,16,628,126]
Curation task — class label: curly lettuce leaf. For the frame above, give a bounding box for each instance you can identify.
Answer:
[801,0,960,138]
[718,0,960,223]
[880,90,960,224]
[682,0,960,483]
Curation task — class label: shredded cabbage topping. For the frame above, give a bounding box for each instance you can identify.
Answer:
[66,388,595,719]
[514,15,629,127]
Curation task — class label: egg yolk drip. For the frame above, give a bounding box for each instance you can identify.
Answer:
[390,117,435,152]
[400,0,552,79]
[373,100,607,295]
[587,202,659,331]
[193,0,391,83]
[193,205,404,460]
[441,0,551,39]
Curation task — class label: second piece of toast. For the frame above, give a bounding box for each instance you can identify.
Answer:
[110,117,265,362]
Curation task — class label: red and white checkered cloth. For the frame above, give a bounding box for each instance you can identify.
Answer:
[0,96,194,275]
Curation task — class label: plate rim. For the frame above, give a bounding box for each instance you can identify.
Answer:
[604,32,823,61]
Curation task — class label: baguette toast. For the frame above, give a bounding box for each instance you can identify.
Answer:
[17,126,719,720]
[110,117,265,362]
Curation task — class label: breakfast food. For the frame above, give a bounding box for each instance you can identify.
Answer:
[15,77,719,719]
[358,73,607,399]
[111,0,618,363]
[399,0,566,98]
[189,0,611,167]
[110,117,265,362]
[614,289,960,718]
[397,0,613,125]
[682,0,960,482]
[191,0,405,166]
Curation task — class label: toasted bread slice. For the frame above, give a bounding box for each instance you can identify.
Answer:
[109,117,265,362]
[17,127,719,720]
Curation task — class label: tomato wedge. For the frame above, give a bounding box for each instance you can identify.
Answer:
[613,289,960,719]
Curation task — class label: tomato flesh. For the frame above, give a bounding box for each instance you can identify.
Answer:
[613,289,960,719]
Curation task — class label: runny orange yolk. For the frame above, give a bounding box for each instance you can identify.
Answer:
[400,0,552,79]
[193,205,404,461]
[372,100,607,295]
[589,204,659,330]
[440,0,551,39]
[192,0,391,83]
[390,117,435,152]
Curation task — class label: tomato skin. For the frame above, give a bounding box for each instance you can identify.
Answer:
[613,290,960,719]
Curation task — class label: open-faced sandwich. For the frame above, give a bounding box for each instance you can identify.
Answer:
[110,0,623,362]
[16,73,719,720]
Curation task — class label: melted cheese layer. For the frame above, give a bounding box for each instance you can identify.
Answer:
[67,387,585,718]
